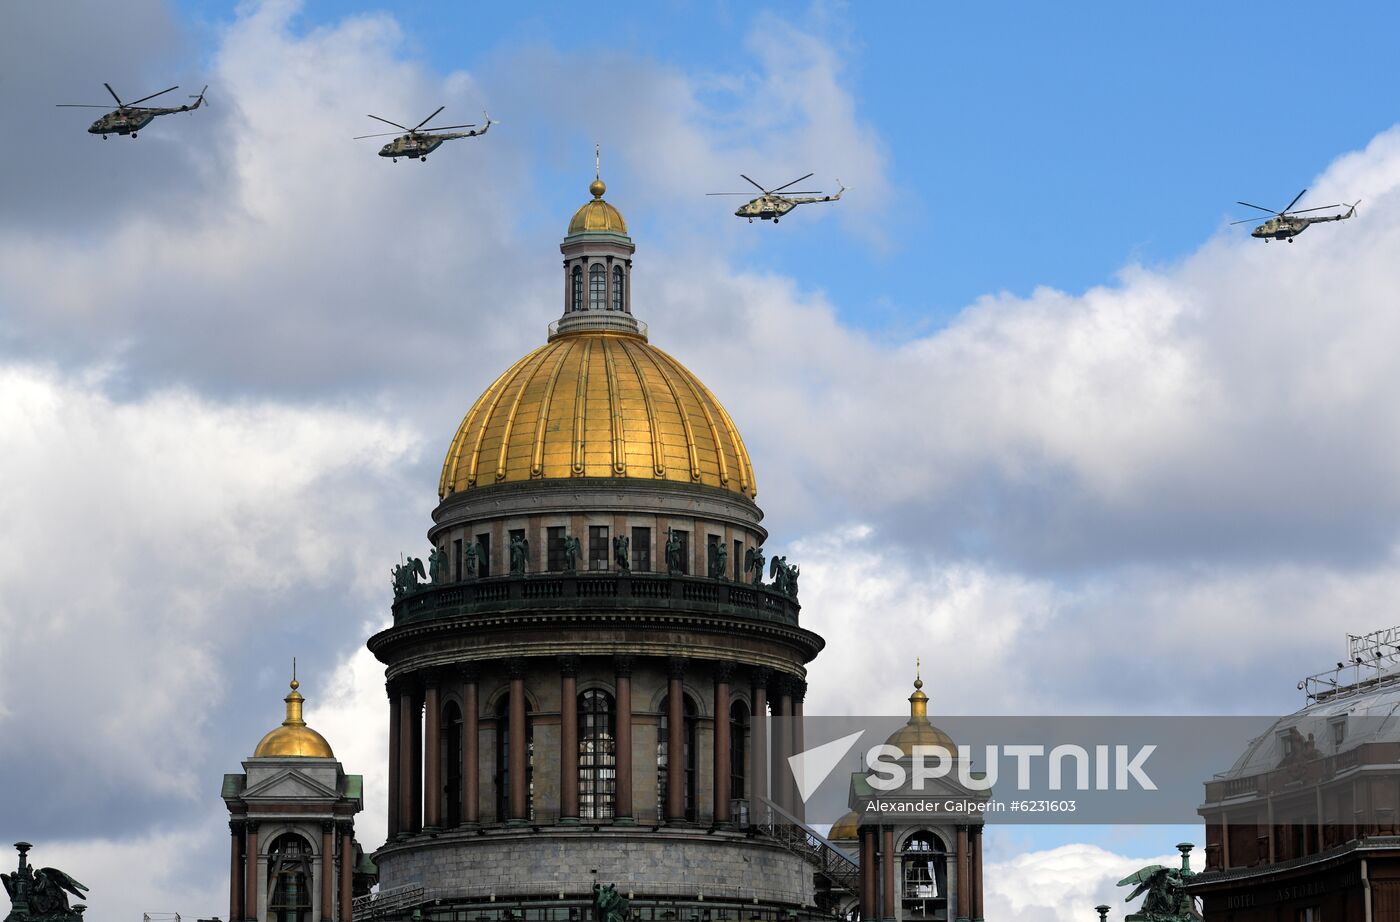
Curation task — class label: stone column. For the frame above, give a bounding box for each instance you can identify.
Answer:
[397,686,416,835]
[956,824,970,921]
[229,820,244,922]
[560,655,580,823]
[338,825,354,921]
[792,679,807,823]
[881,826,897,921]
[244,822,259,922]
[614,656,634,822]
[410,684,423,834]
[773,679,794,814]
[750,669,769,819]
[386,685,400,839]
[321,823,334,921]
[971,825,983,921]
[424,678,442,829]
[859,825,877,921]
[508,659,528,822]
[666,656,687,822]
[461,666,480,826]
[713,662,734,825]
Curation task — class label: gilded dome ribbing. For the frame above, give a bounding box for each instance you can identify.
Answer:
[439,331,756,499]
[568,178,628,235]
[253,678,335,758]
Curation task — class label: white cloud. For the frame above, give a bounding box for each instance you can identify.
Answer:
[984,843,1181,922]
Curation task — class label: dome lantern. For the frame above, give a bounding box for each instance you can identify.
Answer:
[253,671,335,759]
[557,148,640,338]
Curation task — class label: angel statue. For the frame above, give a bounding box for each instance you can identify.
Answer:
[463,540,481,580]
[745,546,766,587]
[563,534,582,573]
[769,555,791,595]
[591,882,629,922]
[392,556,426,599]
[427,546,449,585]
[3,841,90,921]
[665,529,684,575]
[710,539,728,580]
[509,533,530,576]
[613,534,631,572]
[1118,843,1199,922]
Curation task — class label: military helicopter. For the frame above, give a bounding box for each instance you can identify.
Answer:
[56,83,207,139]
[355,107,493,162]
[1232,189,1359,242]
[706,173,844,223]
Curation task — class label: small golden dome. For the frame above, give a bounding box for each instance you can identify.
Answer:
[828,810,860,841]
[884,673,955,755]
[568,177,628,235]
[440,331,756,499]
[253,677,335,758]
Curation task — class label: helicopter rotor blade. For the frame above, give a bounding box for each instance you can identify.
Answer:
[1230,217,1267,225]
[1236,201,1280,215]
[126,85,179,106]
[354,131,403,139]
[739,174,768,193]
[706,192,759,196]
[1286,203,1345,215]
[56,104,113,108]
[367,114,413,131]
[1282,188,1307,215]
[104,83,125,107]
[770,172,815,194]
[429,124,476,132]
[413,106,446,132]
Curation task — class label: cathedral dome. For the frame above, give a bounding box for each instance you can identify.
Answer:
[828,810,860,841]
[884,675,956,755]
[253,678,335,758]
[439,330,756,499]
[567,178,628,235]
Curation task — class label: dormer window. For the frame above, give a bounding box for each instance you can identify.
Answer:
[571,266,583,311]
[613,265,624,311]
[589,264,606,310]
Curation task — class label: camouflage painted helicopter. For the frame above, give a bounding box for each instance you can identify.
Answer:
[1232,189,1359,242]
[707,173,844,223]
[355,107,493,162]
[56,83,207,139]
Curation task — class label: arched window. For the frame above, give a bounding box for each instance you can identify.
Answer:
[571,266,583,311]
[589,264,606,310]
[901,831,949,919]
[730,700,749,805]
[494,697,534,822]
[442,700,463,827]
[579,689,616,819]
[657,694,698,821]
[612,265,624,311]
[267,833,314,922]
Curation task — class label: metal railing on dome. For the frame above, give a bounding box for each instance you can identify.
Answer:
[548,315,648,339]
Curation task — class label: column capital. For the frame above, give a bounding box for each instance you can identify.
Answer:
[321,820,336,833]
[229,818,245,833]
[613,655,635,677]
[245,820,260,833]
[666,656,688,679]
[558,654,582,677]
[506,657,528,680]
[457,662,482,681]
[713,660,737,683]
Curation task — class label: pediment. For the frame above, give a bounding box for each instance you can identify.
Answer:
[242,767,340,803]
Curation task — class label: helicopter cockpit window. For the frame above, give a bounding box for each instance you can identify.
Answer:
[571,266,584,311]
[612,266,624,311]
[589,264,606,311]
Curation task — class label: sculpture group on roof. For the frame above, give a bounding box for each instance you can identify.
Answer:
[2,842,88,922]
[391,534,798,600]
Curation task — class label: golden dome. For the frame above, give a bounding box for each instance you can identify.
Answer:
[884,675,956,755]
[253,678,335,758]
[828,810,860,841]
[568,178,628,235]
[440,331,756,499]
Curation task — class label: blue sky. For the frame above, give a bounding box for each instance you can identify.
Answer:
[7,2,1400,918]
[177,0,1400,331]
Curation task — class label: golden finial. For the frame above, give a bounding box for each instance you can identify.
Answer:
[290,656,299,691]
[915,656,922,690]
[590,144,606,199]
[909,657,928,718]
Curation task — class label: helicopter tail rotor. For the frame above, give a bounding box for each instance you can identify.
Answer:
[188,86,208,110]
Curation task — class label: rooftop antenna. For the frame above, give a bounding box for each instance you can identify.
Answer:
[293,656,297,684]
[595,143,601,181]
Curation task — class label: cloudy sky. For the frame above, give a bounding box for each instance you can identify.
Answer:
[5,1,1400,919]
